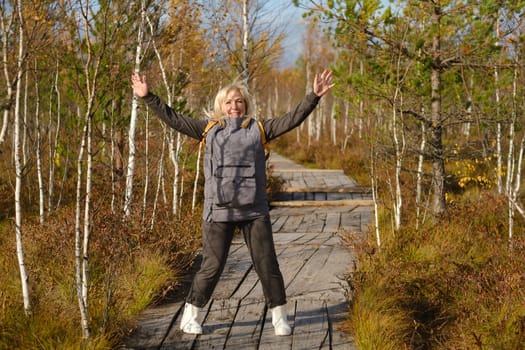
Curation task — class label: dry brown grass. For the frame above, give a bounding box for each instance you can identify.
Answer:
[344,192,525,350]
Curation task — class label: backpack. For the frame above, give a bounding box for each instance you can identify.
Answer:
[201,119,270,159]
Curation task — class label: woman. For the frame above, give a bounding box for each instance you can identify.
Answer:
[131,70,334,336]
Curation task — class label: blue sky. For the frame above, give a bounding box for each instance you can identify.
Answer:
[270,1,307,68]
[272,0,393,68]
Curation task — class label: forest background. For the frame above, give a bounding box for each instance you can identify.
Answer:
[1,0,524,349]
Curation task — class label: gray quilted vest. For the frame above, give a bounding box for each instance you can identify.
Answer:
[203,117,269,222]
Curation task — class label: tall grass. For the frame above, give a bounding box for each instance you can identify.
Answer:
[345,193,525,349]
[0,200,201,349]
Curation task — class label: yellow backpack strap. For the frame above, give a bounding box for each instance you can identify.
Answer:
[202,119,269,159]
[201,120,218,146]
[255,119,270,159]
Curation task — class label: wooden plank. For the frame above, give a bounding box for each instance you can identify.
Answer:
[230,268,261,301]
[272,169,345,173]
[280,214,304,233]
[280,186,371,193]
[284,245,348,301]
[291,299,330,350]
[271,214,288,233]
[340,213,362,234]
[270,200,374,207]
[273,232,306,245]
[296,212,325,234]
[160,301,210,350]
[285,246,329,299]
[123,302,182,350]
[323,212,341,233]
[224,300,267,350]
[192,298,239,350]
[258,301,295,350]
[327,302,358,350]
[277,244,318,292]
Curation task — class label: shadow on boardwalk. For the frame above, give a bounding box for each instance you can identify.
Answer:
[122,153,373,350]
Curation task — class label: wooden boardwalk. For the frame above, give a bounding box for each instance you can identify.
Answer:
[122,153,373,350]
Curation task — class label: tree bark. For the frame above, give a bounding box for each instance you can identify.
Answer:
[13,0,31,315]
[124,0,146,217]
[0,8,14,144]
[429,4,446,216]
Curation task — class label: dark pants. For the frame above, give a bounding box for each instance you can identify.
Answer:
[186,215,287,309]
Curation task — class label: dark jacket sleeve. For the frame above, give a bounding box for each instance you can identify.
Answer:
[142,93,208,140]
[261,92,320,141]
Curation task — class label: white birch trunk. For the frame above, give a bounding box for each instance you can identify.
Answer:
[494,15,503,194]
[508,135,525,249]
[505,67,518,196]
[306,62,313,145]
[0,9,14,144]
[392,50,408,230]
[110,100,116,213]
[142,109,150,225]
[463,75,472,139]
[22,69,27,165]
[315,100,322,142]
[495,65,503,194]
[13,0,31,315]
[358,61,364,140]
[0,108,8,144]
[150,127,167,230]
[178,159,186,218]
[370,146,381,250]
[34,61,44,224]
[392,87,406,231]
[416,121,426,230]
[76,79,100,340]
[74,113,90,339]
[330,103,336,145]
[392,103,403,230]
[48,62,61,212]
[496,121,502,193]
[146,14,183,217]
[169,132,181,215]
[124,0,146,217]
[75,1,104,337]
[242,0,249,84]
[82,117,93,317]
[506,62,520,249]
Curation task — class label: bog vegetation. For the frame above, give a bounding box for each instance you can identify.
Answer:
[1,0,525,349]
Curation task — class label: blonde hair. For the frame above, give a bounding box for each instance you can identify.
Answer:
[205,82,255,128]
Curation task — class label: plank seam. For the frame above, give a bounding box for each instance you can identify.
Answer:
[158,303,184,350]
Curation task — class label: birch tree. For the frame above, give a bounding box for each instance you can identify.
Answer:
[124,0,146,218]
[13,0,31,315]
[65,0,128,337]
[34,60,44,224]
[0,1,14,144]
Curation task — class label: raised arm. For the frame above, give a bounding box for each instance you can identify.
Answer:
[263,69,335,140]
[131,72,207,140]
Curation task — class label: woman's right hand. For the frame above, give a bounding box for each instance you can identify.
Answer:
[131,72,149,97]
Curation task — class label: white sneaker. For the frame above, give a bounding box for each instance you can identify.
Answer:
[180,303,203,335]
[271,305,292,336]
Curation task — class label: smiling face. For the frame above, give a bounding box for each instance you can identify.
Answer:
[221,89,246,118]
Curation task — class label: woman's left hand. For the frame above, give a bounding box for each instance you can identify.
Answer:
[313,69,335,97]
